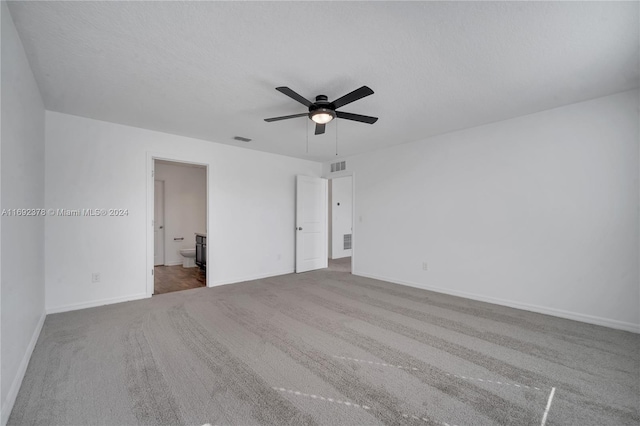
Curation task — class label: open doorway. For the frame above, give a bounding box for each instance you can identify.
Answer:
[153,159,207,295]
[328,175,353,273]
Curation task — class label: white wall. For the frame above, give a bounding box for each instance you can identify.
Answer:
[1,3,46,424]
[44,112,321,312]
[154,162,206,266]
[325,90,639,332]
[330,176,353,259]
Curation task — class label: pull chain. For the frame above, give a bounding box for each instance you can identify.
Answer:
[335,117,339,156]
[306,117,309,154]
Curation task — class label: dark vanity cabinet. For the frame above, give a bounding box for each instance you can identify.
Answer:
[196,235,206,270]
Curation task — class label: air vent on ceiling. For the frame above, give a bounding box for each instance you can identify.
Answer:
[344,234,352,250]
[233,136,252,142]
[331,161,346,173]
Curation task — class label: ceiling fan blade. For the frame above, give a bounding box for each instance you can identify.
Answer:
[275,87,312,107]
[336,111,378,124]
[331,86,374,109]
[264,113,308,122]
[315,123,326,135]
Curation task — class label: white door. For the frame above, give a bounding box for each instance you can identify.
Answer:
[154,180,165,266]
[296,175,328,273]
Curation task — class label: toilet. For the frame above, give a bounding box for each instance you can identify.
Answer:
[179,248,196,268]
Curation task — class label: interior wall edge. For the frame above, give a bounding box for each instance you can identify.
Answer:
[0,312,45,426]
[45,293,149,315]
[210,269,295,288]
[354,271,640,334]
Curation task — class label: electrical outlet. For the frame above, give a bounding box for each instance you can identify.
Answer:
[91,273,100,283]
[422,262,428,271]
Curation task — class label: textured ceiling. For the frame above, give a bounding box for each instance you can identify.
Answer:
[7,1,639,162]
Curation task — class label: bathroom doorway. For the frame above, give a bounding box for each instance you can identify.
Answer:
[152,159,208,295]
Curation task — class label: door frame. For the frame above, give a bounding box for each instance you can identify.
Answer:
[154,179,165,266]
[146,151,212,297]
[324,170,356,273]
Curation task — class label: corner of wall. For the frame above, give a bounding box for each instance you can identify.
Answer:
[0,312,45,426]
[1,2,47,424]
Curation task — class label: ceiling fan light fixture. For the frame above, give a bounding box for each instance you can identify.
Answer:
[310,108,336,124]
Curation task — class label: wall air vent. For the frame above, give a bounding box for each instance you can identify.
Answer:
[233,136,252,142]
[344,234,352,250]
[331,161,346,173]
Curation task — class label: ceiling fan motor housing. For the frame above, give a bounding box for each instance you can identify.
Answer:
[309,96,334,112]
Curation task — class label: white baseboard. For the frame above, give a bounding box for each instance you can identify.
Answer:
[162,261,183,267]
[330,254,352,260]
[46,293,150,315]
[1,311,46,426]
[354,271,640,334]
[211,269,294,287]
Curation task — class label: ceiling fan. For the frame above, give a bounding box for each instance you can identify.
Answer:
[264,86,378,135]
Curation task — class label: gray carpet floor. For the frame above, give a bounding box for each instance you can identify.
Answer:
[9,260,639,425]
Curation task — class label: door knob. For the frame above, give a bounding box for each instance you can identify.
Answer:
[298,227,303,231]
[159,226,163,229]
